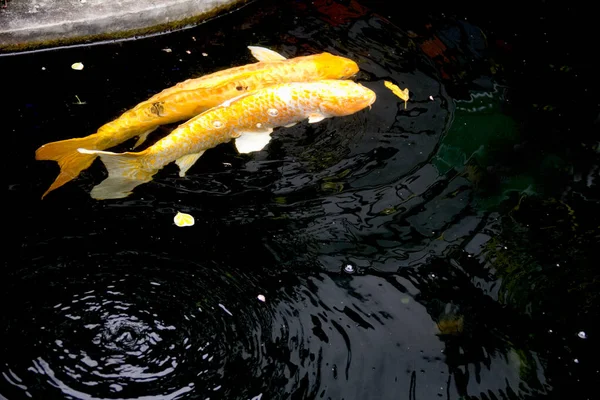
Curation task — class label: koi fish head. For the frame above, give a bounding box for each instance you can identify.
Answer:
[312,53,360,79]
[315,80,377,117]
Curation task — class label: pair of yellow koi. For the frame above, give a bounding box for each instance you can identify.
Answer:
[36,46,377,200]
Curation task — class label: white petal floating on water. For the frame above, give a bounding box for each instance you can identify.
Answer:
[71,62,84,70]
[218,303,233,316]
[257,294,266,302]
[174,211,195,227]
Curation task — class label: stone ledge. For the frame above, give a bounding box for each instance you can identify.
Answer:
[0,0,251,52]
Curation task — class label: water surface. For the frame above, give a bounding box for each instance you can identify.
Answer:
[2,0,598,399]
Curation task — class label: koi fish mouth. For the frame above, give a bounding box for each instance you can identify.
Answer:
[362,88,377,110]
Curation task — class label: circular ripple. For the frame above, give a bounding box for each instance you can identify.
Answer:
[1,252,272,399]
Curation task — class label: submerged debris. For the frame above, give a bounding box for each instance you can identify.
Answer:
[73,95,86,105]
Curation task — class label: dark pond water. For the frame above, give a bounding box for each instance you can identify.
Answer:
[2,0,599,399]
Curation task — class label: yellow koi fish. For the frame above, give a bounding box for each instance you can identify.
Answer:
[78,80,376,200]
[35,46,360,198]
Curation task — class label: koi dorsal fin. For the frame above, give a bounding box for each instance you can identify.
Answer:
[247,46,287,62]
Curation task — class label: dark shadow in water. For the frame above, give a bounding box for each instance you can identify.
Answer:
[2,0,598,399]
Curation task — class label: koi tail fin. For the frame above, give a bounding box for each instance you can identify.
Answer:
[35,136,102,199]
[77,149,157,200]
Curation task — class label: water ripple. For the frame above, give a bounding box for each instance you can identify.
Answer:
[1,253,273,399]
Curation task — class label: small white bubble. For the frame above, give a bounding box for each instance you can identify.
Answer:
[257,294,266,302]
[344,264,356,274]
[574,359,579,363]
[213,120,223,128]
[267,108,279,117]
[578,331,587,339]
[256,123,262,128]
[429,95,434,101]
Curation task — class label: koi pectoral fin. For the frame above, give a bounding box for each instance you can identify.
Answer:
[235,129,274,154]
[308,113,326,123]
[175,151,205,177]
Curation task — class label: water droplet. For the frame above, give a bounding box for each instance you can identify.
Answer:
[578,331,587,339]
[267,108,279,117]
[213,120,223,128]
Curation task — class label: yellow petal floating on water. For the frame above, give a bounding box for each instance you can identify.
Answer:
[174,211,195,227]
[384,80,409,109]
[71,62,84,70]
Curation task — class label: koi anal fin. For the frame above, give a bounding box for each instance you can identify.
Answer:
[175,151,205,177]
[132,127,159,149]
